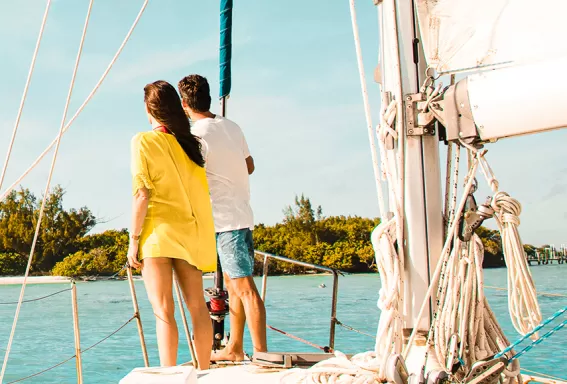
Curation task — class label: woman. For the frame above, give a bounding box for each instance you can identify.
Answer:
[127,80,215,369]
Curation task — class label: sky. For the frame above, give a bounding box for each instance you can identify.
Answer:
[0,0,566,248]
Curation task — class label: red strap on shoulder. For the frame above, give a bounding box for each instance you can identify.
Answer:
[154,126,172,134]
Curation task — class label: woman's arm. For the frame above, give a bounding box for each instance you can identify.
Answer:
[131,187,150,237]
[127,187,150,269]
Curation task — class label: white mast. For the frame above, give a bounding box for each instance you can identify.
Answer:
[379,0,443,336]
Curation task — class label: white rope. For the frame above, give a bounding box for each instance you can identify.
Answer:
[282,1,539,381]
[402,155,480,360]
[447,145,460,230]
[373,100,404,376]
[0,1,94,379]
[279,96,405,384]
[285,6,409,381]
[280,350,381,384]
[348,0,387,219]
[0,0,52,192]
[477,155,542,337]
[443,143,453,233]
[432,235,512,379]
[0,0,150,203]
[395,146,518,381]
[412,148,536,380]
[371,218,402,378]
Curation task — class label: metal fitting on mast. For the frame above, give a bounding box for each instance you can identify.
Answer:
[404,92,437,136]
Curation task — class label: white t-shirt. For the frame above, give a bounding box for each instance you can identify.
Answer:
[192,115,254,233]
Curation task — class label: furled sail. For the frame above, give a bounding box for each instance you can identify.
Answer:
[415,0,567,74]
[219,0,233,99]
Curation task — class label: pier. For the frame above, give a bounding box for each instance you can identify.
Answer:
[526,246,567,265]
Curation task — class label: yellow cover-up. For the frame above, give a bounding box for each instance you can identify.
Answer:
[130,131,216,272]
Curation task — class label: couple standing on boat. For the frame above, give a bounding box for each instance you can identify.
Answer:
[126,75,267,370]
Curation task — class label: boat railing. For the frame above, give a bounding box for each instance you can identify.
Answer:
[0,277,83,383]
[254,250,341,351]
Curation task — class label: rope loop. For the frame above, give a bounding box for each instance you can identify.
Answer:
[492,192,522,219]
[377,100,398,143]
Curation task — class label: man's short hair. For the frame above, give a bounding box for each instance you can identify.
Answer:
[178,74,212,113]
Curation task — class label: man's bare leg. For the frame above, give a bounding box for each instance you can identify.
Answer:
[211,275,267,361]
[211,228,267,361]
[235,276,267,353]
[211,274,246,361]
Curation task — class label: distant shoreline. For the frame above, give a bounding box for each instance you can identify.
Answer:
[80,271,338,282]
[0,271,343,284]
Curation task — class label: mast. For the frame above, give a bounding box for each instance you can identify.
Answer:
[208,0,233,352]
[379,0,443,341]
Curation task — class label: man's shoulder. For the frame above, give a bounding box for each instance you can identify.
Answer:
[218,116,242,131]
[193,116,242,136]
[191,120,210,137]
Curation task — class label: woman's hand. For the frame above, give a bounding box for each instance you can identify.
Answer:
[127,240,141,269]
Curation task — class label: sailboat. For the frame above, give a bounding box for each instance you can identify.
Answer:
[1,0,566,383]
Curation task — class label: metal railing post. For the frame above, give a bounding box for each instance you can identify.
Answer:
[261,254,269,302]
[127,267,150,367]
[71,281,83,384]
[329,271,339,350]
[254,251,341,350]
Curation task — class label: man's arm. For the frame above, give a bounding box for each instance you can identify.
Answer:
[245,156,255,175]
[240,126,254,175]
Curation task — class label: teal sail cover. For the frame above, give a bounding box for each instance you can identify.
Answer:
[219,0,233,99]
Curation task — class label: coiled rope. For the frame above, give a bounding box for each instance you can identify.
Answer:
[478,155,542,336]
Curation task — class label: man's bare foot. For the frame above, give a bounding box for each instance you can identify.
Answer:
[210,346,245,362]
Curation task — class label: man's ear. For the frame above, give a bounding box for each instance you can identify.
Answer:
[182,100,188,108]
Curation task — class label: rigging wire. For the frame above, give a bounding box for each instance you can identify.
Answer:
[6,316,136,384]
[1,0,150,379]
[0,287,72,305]
[0,1,95,379]
[348,0,386,218]
[0,0,150,203]
[0,0,52,193]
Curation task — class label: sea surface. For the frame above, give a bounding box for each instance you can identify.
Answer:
[0,266,566,383]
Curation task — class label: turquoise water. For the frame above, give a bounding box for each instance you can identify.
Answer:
[0,266,566,383]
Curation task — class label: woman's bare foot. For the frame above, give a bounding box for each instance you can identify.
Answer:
[210,346,245,362]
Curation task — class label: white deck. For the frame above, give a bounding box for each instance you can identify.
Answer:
[120,356,567,384]
[198,365,287,383]
[121,364,287,384]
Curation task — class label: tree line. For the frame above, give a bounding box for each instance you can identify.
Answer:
[0,186,552,277]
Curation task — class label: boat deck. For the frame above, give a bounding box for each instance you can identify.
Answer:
[120,362,288,383]
[198,365,287,383]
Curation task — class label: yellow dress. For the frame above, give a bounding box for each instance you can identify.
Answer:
[130,131,217,272]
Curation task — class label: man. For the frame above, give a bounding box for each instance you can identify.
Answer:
[178,74,267,361]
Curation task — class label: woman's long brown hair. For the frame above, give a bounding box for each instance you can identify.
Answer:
[144,80,205,167]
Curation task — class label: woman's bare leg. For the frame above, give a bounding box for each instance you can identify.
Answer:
[142,258,178,366]
[173,259,213,370]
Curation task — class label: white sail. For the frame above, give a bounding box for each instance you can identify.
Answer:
[415,0,567,73]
